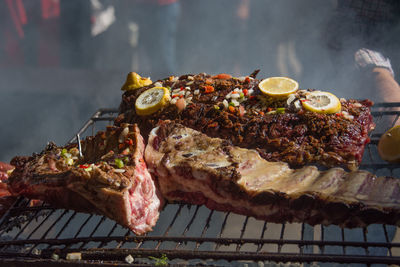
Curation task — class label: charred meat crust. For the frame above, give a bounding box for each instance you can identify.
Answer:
[116,72,374,170]
[147,122,400,228]
[8,124,161,235]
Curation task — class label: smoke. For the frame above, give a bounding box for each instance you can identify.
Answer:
[0,0,399,162]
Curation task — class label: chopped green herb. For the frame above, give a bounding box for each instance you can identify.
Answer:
[229,102,235,106]
[276,107,286,114]
[214,105,220,110]
[149,254,169,266]
[115,158,124,169]
[239,92,244,98]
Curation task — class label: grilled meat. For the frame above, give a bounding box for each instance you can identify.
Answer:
[8,124,161,235]
[116,72,375,170]
[145,122,400,228]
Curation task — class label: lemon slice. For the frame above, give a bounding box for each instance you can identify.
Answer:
[378,125,400,163]
[135,87,171,115]
[121,72,152,91]
[301,91,341,114]
[259,77,299,97]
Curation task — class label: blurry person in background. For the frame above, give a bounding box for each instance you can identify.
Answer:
[59,0,92,68]
[0,0,60,67]
[325,0,400,103]
[129,0,181,80]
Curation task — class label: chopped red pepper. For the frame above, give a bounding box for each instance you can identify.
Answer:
[208,122,218,128]
[228,106,236,113]
[204,85,215,94]
[125,139,133,145]
[180,87,184,91]
[259,111,265,116]
[79,164,89,169]
[243,89,248,96]
[267,107,273,112]
[245,76,251,83]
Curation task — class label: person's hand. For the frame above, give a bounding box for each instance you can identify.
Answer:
[371,67,400,126]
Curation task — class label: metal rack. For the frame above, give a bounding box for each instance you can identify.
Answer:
[0,104,400,266]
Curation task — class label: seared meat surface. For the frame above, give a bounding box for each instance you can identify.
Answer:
[8,124,161,235]
[116,72,375,170]
[146,122,400,228]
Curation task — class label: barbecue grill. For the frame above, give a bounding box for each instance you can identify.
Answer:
[1,103,400,266]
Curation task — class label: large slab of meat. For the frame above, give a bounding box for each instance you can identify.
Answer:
[145,122,400,228]
[8,124,161,235]
[116,72,375,171]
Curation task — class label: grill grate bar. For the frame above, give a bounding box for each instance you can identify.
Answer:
[236,216,249,252]
[99,222,118,248]
[78,216,107,249]
[277,223,286,253]
[341,228,346,255]
[154,204,183,250]
[3,248,400,265]
[256,221,268,253]
[383,225,393,257]
[362,228,369,257]
[25,209,56,240]
[175,205,200,250]
[115,229,131,249]
[320,225,325,255]
[195,209,214,251]
[214,212,230,251]
[0,235,397,248]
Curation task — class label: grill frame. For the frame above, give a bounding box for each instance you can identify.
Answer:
[1,104,400,266]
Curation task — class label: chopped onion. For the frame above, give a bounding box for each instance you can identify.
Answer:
[222,99,229,108]
[286,94,296,106]
[114,169,126,173]
[154,81,162,87]
[66,252,82,261]
[125,255,134,264]
[118,127,129,143]
[194,90,200,95]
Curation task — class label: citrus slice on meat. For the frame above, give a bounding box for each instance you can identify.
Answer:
[378,125,400,163]
[258,77,299,97]
[301,91,341,114]
[135,87,171,115]
[121,72,152,91]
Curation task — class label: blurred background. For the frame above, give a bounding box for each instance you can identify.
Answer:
[0,0,399,162]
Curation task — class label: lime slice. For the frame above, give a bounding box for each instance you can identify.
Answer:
[259,77,299,97]
[301,91,341,114]
[378,125,400,163]
[121,72,152,91]
[135,87,170,116]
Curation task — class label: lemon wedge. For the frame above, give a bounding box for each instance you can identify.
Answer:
[135,87,171,116]
[258,77,299,97]
[301,91,341,114]
[121,72,152,91]
[378,125,400,163]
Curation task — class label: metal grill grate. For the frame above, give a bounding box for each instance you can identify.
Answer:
[1,104,400,266]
